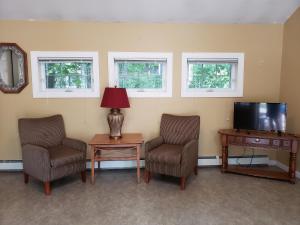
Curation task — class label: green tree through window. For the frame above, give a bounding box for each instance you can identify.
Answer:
[188,63,232,89]
[117,61,164,89]
[42,61,92,89]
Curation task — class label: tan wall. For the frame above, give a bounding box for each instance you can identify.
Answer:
[279,7,300,170]
[0,21,283,160]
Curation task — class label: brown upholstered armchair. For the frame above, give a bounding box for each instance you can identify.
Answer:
[18,115,87,195]
[144,114,200,190]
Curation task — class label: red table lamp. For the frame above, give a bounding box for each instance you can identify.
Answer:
[100,87,130,139]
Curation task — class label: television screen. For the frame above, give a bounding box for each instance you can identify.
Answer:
[234,102,287,132]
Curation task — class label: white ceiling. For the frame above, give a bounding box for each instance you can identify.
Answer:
[0,0,300,24]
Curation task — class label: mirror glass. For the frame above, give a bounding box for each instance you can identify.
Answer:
[0,43,27,93]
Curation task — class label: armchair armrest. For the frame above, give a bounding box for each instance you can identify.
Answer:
[145,136,164,152]
[22,144,51,181]
[62,137,87,153]
[180,139,199,176]
[145,136,164,159]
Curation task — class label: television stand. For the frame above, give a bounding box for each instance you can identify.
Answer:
[218,129,299,183]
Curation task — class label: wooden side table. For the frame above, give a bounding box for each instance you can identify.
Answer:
[88,133,144,184]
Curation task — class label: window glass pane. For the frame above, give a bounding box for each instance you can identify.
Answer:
[39,60,92,89]
[116,60,165,89]
[187,62,232,89]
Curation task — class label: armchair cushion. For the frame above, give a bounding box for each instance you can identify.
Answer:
[181,140,199,176]
[18,115,65,148]
[22,144,51,181]
[160,114,200,145]
[147,144,183,165]
[62,137,87,153]
[49,146,85,168]
[145,136,164,152]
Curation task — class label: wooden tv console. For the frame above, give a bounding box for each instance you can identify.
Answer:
[218,129,299,183]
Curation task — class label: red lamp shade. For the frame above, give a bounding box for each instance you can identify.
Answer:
[100,87,130,109]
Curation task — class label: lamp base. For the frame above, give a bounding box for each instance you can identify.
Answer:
[107,108,124,139]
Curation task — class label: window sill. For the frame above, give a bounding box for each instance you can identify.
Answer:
[127,90,172,98]
[181,90,243,98]
[32,90,100,98]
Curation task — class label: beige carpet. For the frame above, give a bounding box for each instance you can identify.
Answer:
[0,167,299,225]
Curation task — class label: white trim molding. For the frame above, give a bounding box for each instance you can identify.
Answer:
[2,156,299,179]
[108,51,173,98]
[181,52,244,97]
[272,160,300,178]
[0,160,144,171]
[0,161,23,170]
[31,51,100,98]
[197,155,270,166]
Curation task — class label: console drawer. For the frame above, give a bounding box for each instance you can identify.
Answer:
[228,136,243,145]
[283,140,291,148]
[245,138,270,146]
[272,139,281,147]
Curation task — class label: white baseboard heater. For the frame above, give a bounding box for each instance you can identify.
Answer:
[0,155,299,178]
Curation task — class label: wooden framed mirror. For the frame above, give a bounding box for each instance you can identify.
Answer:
[0,43,28,93]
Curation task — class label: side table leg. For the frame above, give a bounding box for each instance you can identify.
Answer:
[97,148,101,170]
[136,144,141,183]
[91,146,95,184]
[289,152,297,184]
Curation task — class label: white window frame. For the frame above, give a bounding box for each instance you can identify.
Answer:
[181,52,244,97]
[31,51,100,98]
[108,52,173,98]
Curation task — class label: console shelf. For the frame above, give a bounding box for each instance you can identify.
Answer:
[226,165,291,181]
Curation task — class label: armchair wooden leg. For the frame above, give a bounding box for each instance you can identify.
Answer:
[24,173,29,184]
[44,182,51,195]
[194,166,198,175]
[81,171,86,183]
[180,177,186,190]
[144,170,151,183]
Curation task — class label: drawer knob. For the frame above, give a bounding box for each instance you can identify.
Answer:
[255,138,260,142]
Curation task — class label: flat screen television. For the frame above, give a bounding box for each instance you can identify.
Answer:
[234,102,287,133]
